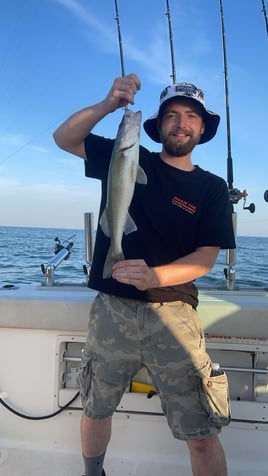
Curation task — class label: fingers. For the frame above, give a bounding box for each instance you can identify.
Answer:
[113,259,144,269]
[109,73,141,109]
[125,73,141,94]
[112,259,151,290]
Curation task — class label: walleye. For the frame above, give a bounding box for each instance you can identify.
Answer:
[99,108,147,278]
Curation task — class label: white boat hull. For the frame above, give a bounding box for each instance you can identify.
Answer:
[0,284,267,475]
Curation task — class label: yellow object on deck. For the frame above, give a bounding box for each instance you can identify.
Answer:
[130,381,156,394]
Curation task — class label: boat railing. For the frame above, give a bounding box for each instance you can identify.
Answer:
[60,343,268,412]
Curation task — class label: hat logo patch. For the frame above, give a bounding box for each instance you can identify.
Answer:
[160,83,204,104]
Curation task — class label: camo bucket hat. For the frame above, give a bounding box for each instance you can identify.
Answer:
[143,82,220,144]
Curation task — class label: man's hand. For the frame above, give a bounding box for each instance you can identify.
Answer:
[105,73,141,112]
[112,259,158,290]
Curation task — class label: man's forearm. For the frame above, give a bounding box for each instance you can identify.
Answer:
[53,101,110,158]
[53,73,141,159]
[152,247,220,287]
[112,247,220,291]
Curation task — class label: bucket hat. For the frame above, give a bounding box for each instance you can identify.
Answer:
[143,82,220,144]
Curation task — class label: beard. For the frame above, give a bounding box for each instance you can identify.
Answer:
[160,130,201,157]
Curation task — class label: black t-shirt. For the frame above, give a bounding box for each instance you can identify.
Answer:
[84,133,236,308]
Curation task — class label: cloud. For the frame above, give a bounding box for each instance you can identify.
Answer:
[0,132,28,147]
[53,0,215,88]
[54,0,115,41]
[52,0,173,85]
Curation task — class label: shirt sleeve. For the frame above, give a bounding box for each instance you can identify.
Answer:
[84,133,114,180]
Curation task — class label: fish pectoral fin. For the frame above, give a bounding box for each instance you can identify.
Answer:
[124,212,137,235]
[136,164,147,185]
[99,208,111,237]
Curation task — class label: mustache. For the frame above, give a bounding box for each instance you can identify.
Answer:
[170,128,192,137]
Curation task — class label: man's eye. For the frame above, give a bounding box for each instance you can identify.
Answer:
[165,113,175,119]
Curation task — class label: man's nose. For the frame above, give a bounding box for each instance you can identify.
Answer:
[174,114,186,128]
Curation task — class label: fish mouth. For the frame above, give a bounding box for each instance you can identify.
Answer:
[120,142,137,153]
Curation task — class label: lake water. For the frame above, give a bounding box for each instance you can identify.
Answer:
[0,226,267,289]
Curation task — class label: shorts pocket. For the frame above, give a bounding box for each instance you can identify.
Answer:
[200,371,231,427]
[77,348,94,403]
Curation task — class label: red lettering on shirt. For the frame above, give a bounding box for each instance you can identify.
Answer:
[172,196,197,214]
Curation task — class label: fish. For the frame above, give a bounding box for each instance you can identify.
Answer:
[99,108,147,279]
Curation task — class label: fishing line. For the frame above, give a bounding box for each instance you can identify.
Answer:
[0,124,56,166]
[0,109,83,166]
[165,0,177,84]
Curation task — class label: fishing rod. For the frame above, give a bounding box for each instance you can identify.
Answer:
[114,0,125,77]
[219,0,255,212]
[165,0,177,84]
[261,0,268,36]
[219,0,233,192]
[219,0,255,290]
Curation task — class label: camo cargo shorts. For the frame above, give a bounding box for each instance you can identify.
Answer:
[78,292,231,440]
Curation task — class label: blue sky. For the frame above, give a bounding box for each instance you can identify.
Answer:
[0,0,267,236]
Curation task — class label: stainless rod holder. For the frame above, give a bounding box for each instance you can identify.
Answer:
[225,211,237,290]
[41,243,73,286]
[84,212,94,263]
[83,212,94,283]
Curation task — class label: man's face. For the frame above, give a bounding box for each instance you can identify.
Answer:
[158,100,205,157]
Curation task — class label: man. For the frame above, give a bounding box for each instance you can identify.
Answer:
[53,73,235,476]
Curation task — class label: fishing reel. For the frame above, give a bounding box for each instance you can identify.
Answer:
[54,235,76,259]
[228,188,255,213]
[40,234,76,286]
[54,237,65,255]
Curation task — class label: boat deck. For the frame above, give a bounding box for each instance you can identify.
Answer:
[0,284,268,475]
[1,416,268,475]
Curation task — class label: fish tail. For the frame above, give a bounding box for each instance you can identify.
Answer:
[102,248,125,279]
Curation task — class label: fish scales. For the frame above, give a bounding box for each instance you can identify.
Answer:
[99,109,147,279]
